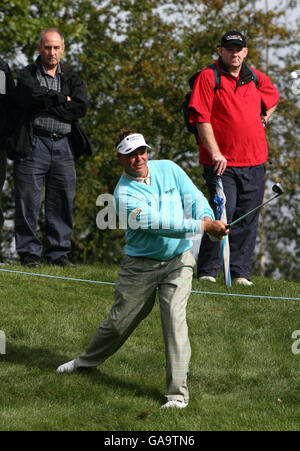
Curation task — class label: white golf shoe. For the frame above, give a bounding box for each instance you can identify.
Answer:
[233,277,253,286]
[56,359,77,373]
[160,400,188,409]
[198,276,216,283]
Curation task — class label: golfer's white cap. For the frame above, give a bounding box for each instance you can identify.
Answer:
[117,133,151,155]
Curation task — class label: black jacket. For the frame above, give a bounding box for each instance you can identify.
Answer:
[6,56,92,160]
[0,57,17,150]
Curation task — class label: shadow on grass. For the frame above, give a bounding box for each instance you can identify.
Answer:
[3,342,63,369]
[78,368,163,403]
[2,342,163,403]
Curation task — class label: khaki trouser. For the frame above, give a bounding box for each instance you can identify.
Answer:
[75,250,195,403]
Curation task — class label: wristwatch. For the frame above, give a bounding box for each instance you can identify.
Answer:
[261,117,267,127]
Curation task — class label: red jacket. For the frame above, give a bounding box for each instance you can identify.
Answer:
[188,58,279,166]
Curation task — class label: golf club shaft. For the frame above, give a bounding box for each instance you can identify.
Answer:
[226,193,280,229]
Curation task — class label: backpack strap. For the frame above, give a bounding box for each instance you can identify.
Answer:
[188,63,220,92]
[246,65,267,115]
[247,65,259,89]
[207,63,221,93]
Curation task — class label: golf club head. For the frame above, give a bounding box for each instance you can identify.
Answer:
[272,183,283,195]
[226,182,283,230]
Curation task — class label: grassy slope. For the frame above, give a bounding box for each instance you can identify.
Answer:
[0,263,300,431]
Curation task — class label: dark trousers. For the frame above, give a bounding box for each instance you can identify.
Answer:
[14,135,76,262]
[0,150,6,231]
[198,165,265,280]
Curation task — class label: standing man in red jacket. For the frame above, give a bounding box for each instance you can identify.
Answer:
[188,30,279,286]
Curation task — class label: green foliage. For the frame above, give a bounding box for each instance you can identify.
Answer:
[0,0,87,64]
[0,0,299,279]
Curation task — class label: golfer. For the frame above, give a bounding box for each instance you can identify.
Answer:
[57,129,228,409]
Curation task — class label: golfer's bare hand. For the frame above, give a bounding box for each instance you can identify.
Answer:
[203,218,229,241]
[212,151,227,176]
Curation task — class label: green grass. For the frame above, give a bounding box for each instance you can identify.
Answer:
[0,262,300,431]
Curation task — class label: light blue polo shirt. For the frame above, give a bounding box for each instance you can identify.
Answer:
[114,160,214,260]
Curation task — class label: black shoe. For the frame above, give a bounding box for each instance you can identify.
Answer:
[51,255,75,267]
[21,254,41,268]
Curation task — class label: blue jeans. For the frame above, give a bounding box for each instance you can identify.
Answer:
[198,165,265,280]
[14,135,76,261]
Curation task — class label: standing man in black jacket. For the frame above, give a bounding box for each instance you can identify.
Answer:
[13,28,89,267]
[0,57,16,232]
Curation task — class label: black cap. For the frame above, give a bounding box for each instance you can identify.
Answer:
[217,30,247,48]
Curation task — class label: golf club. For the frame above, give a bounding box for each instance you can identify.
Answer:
[226,183,283,229]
